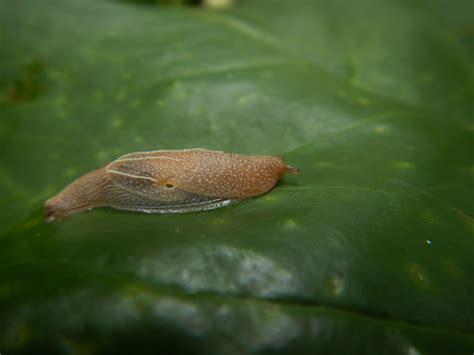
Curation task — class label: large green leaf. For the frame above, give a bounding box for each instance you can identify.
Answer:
[1,0,473,353]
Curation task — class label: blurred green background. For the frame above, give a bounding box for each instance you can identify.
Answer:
[1,0,473,353]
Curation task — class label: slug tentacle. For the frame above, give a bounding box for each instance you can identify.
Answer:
[285,165,300,174]
[44,148,299,222]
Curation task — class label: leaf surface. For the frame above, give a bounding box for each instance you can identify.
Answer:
[0,0,473,353]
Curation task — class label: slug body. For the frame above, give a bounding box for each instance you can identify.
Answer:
[45,148,299,222]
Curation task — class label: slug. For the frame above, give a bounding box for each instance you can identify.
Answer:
[44,148,299,222]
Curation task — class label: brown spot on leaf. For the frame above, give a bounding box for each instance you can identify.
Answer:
[2,59,46,104]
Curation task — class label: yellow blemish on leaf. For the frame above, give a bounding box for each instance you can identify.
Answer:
[260,70,273,79]
[55,95,67,106]
[115,89,127,101]
[191,107,204,115]
[49,151,61,160]
[374,125,387,134]
[418,73,434,84]
[213,218,227,225]
[282,218,297,230]
[393,161,415,170]
[63,167,78,177]
[122,72,133,81]
[336,89,348,98]
[355,96,371,106]
[262,194,277,202]
[131,99,142,108]
[112,118,122,128]
[350,77,361,86]
[92,90,104,99]
[96,150,110,161]
[237,93,257,105]
[422,210,438,225]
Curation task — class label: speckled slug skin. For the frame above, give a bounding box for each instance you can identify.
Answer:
[44,148,299,223]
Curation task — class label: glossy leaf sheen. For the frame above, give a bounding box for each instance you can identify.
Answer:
[0,0,473,353]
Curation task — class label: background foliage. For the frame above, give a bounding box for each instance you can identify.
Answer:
[1,0,473,353]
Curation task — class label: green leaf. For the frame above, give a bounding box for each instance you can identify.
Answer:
[1,0,473,353]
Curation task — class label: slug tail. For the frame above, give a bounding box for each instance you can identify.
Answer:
[44,203,61,223]
[44,168,109,223]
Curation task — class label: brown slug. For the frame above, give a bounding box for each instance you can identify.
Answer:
[44,148,299,222]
